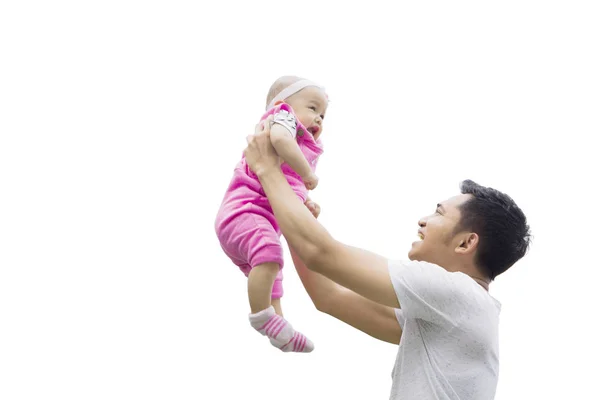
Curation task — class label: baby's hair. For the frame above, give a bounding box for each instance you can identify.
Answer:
[266,76,304,107]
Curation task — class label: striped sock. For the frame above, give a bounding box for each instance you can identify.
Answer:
[249,306,314,353]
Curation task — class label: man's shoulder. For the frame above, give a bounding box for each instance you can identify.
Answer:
[388,259,454,280]
[388,259,499,306]
[389,259,486,286]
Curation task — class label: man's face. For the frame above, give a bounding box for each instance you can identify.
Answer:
[408,194,473,268]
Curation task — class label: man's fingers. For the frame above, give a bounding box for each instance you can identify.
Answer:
[263,116,273,132]
[252,116,274,137]
[263,117,272,132]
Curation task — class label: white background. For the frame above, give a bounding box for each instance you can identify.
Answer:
[1,1,599,399]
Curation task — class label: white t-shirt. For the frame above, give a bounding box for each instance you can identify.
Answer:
[388,259,502,400]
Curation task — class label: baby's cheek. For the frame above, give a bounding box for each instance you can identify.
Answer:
[294,111,309,125]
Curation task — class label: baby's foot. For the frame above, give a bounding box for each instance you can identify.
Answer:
[249,306,314,353]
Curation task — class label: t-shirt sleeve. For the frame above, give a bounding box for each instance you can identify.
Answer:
[388,259,466,326]
[394,309,406,329]
[270,104,298,138]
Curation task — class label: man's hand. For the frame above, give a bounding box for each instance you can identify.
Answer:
[244,115,280,176]
[305,198,321,219]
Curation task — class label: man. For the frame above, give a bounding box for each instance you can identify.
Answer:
[243,117,531,399]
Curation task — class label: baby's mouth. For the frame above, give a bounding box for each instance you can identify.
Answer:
[308,126,320,135]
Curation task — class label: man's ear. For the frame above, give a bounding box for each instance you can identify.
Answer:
[455,232,479,255]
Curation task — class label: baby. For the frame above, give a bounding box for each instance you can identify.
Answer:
[215,76,327,352]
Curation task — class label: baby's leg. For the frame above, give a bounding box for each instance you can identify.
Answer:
[248,265,313,353]
[271,298,283,317]
[247,262,279,314]
[221,205,313,352]
[271,269,284,316]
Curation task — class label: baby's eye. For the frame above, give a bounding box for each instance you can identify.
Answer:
[309,106,317,111]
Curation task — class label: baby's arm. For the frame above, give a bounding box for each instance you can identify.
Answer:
[269,118,318,190]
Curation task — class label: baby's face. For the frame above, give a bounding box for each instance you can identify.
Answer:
[285,86,328,140]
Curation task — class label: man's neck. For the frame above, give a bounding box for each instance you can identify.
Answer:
[445,260,491,291]
[469,275,490,291]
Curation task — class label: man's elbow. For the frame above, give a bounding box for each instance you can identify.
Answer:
[307,291,334,315]
[304,293,326,313]
[303,237,336,274]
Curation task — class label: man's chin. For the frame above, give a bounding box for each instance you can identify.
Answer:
[407,248,418,261]
[408,246,426,262]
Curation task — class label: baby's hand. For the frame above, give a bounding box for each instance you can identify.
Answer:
[303,173,319,190]
[304,198,321,219]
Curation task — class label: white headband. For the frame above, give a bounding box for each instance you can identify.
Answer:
[266,79,325,110]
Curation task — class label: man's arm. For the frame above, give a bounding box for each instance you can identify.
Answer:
[290,247,402,344]
[253,165,398,308]
[245,120,399,307]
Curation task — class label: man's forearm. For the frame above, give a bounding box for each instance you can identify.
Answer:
[247,123,398,309]
[289,246,337,311]
[257,167,332,264]
[290,246,402,345]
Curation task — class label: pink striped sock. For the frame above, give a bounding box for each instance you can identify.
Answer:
[249,306,314,353]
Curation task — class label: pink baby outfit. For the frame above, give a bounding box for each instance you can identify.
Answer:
[215,103,324,299]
